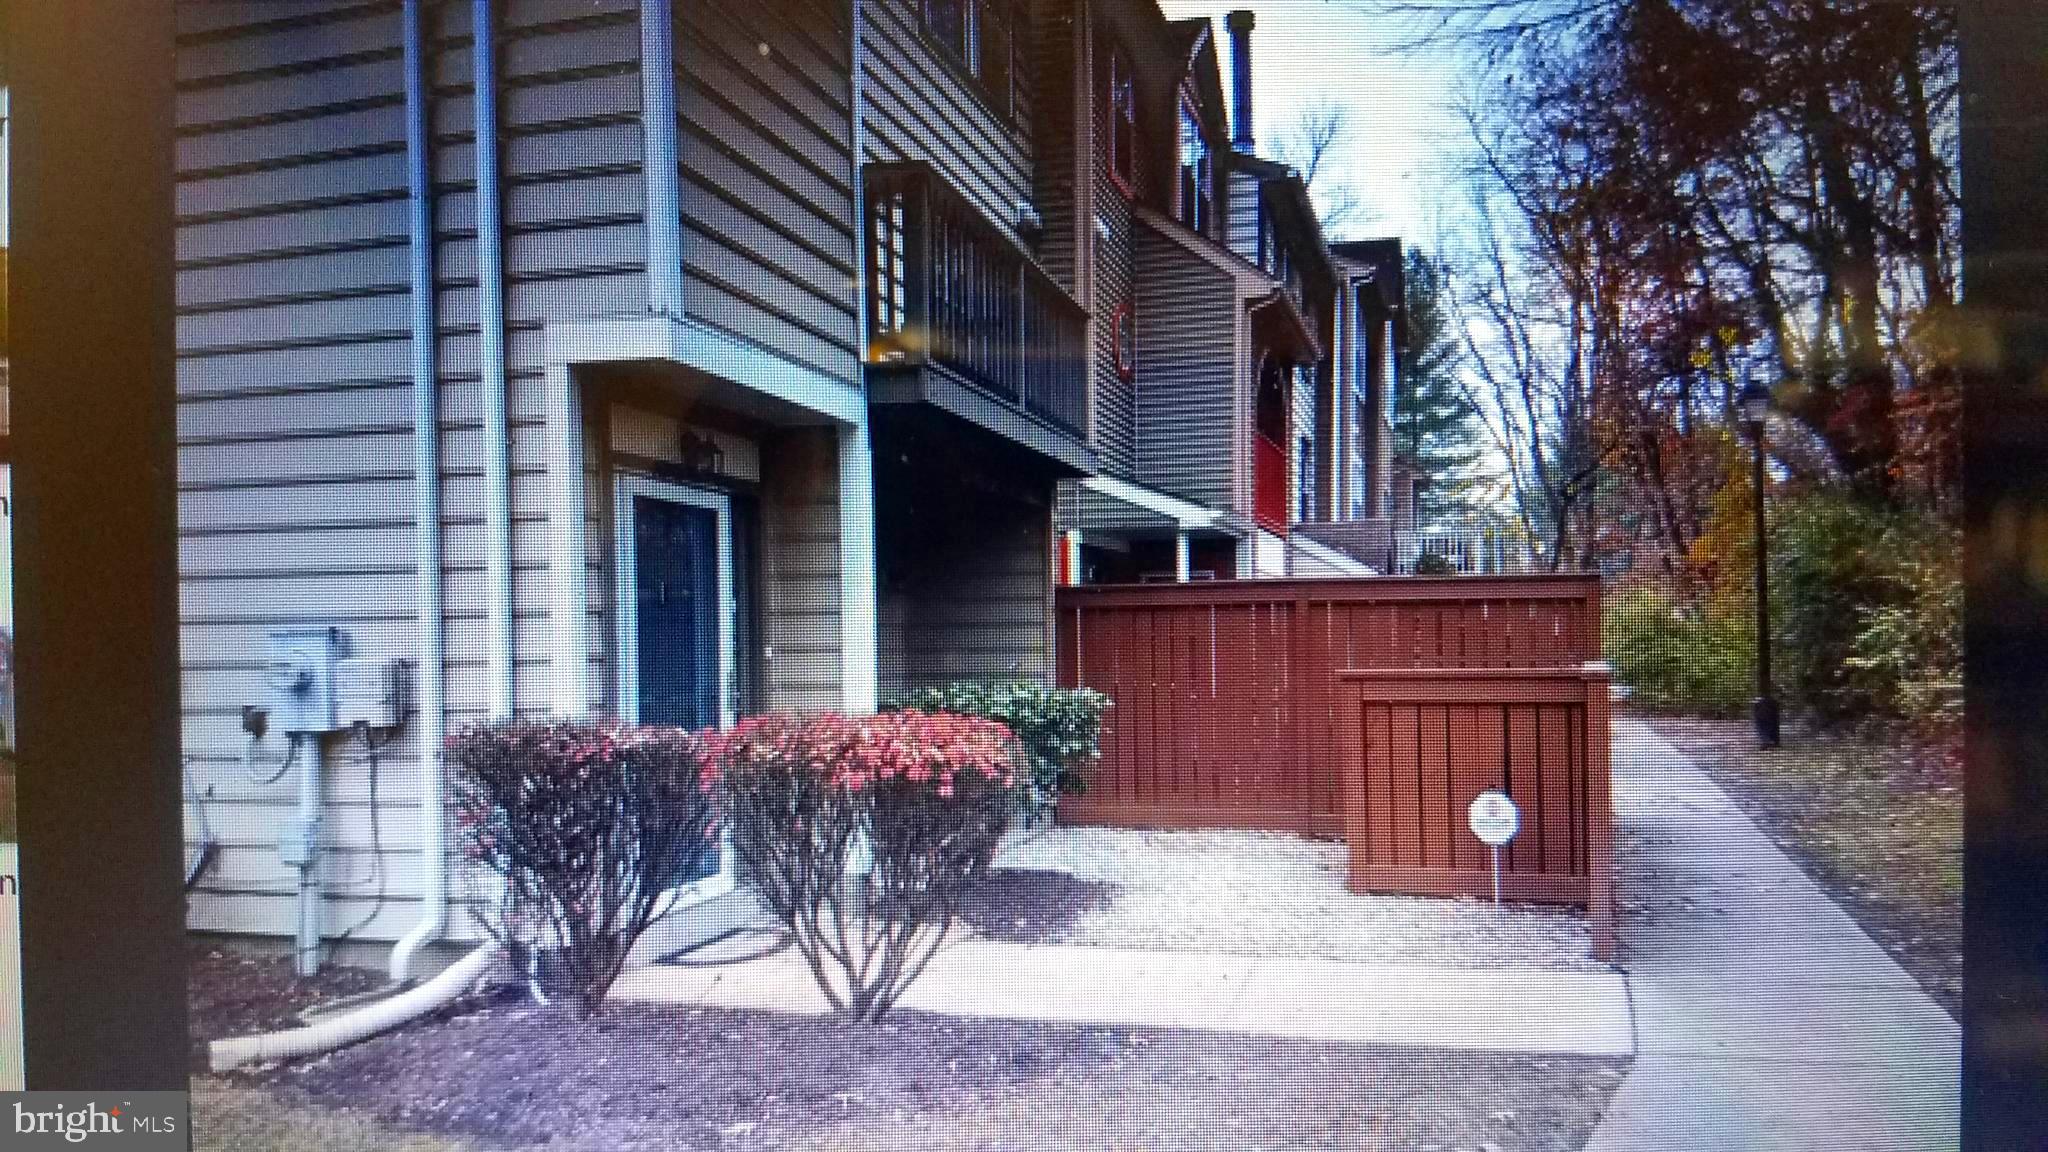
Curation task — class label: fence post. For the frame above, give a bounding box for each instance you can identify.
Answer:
[1583,661,1616,960]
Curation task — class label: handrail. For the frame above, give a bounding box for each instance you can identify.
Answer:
[864,160,1088,438]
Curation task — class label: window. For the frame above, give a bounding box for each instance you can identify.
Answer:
[1111,301,1137,382]
[923,0,1015,118]
[1177,90,1211,233]
[1298,436,1316,524]
[1107,44,1138,195]
[924,0,968,58]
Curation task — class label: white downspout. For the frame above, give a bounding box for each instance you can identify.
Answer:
[390,0,451,985]
[476,0,515,720]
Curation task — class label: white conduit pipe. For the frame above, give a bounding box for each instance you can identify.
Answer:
[390,0,448,986]
[210,943,498,1072]
[476,0,516,720]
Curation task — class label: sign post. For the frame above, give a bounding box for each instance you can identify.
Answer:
[1467,789,1521,906]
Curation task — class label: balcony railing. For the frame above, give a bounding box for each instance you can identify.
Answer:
[1254,431,1288,534]
[865,161,1088,439]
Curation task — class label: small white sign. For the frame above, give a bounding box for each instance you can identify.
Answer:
[1468,789,1520,847]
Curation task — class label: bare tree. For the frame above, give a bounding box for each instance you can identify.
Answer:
[1272,100,1368,238]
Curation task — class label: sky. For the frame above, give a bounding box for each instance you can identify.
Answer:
[1157,0,1477,256]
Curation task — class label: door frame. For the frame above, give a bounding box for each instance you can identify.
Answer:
[611,472,738,907]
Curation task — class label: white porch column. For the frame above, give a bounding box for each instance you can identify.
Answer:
[1175,531,1192,582]
[838,421,879,713]
[546,361,591,717]
[1064,530,1084,586]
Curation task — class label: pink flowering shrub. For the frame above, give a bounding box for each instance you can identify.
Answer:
[708,710,1019,1021]
[449,721,719,1016]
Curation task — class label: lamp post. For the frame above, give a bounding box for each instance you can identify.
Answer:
[1738,377,1781,748]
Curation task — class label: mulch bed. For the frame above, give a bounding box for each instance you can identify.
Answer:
[188,929,1626,1151]
[952,867,1118,944]
[1642,714,1962,1017]
[222,997,1625,1152]
[186,937,390,1072]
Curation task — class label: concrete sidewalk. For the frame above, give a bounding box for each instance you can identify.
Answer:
[1585,718,1960,1151]
[611,936,1634,1056]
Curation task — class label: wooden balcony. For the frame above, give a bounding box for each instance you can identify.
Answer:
[864,161,1090,450]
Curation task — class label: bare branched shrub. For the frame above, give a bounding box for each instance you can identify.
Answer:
[710,712,1017,1021]
[450,722,719,1016]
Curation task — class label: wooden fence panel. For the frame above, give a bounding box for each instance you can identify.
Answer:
[1335,665,1616,959]
[1056,575,1602,837]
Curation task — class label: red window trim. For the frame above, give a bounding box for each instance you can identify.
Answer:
[1111,301,1137,382]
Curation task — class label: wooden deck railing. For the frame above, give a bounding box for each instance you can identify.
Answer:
[864,161,1089,438]
[1335,664,1615,959]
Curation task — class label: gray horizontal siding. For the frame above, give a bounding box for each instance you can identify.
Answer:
[174,0,649,943]
[1089,20,1135,476]
[1225,168,1260,265]
[678,0,862,386]
[860,0,1035,249]
[1132,222,1238,510]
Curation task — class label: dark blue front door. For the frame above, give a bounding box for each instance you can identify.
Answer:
[631,494,724,884]
[633,495,721,731]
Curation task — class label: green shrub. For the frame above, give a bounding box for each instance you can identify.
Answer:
[1604,584,1756,716]
[1770,492,1960,727]
[889,681,1109,812]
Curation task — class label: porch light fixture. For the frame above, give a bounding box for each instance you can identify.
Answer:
[1737,375,1781,749]
[677,427,726,478]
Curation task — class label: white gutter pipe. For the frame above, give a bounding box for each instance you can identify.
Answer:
[476,0,515,720]
[211,942,498,1072]
[390,0,448,985]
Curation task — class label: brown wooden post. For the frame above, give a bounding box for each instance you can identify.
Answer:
[1336,676,1367,894]
[1582,661,1617,961]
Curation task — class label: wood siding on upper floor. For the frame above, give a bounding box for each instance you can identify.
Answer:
[1131,219,1238,511]
[176,0,651,941]
[1224,167,1260,265]
[676,0,862,386]
[1088,16,1138,476]
[1028,0,1086,298]
[859,0,1036,251]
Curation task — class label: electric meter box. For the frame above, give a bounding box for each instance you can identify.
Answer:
[336,657,408,730]
[265,627,343,734]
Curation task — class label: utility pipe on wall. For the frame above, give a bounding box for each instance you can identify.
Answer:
[391,0,449,985]
[293,735,324,976]
[475,0,515,720]
[640,0,684,318]
[840,0,880,715]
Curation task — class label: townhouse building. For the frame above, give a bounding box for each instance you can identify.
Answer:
[1051,8,1410,583]
[171,0,1417,975]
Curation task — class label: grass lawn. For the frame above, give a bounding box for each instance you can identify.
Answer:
[1642,714,1961,1015]
[189,941,1628,1152]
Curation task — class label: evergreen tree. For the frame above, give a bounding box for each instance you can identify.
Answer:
[1394,248,1485,524]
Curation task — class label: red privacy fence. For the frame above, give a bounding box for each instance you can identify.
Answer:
[1054,575,1613,955]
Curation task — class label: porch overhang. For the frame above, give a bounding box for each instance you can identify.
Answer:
[1068,476,1247,538]
[546,315,865,426]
